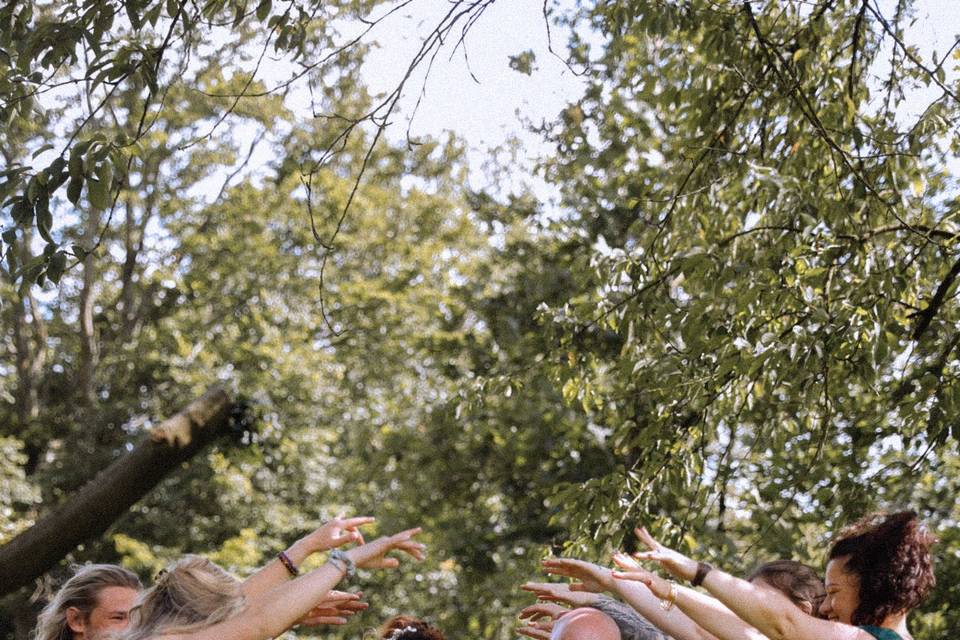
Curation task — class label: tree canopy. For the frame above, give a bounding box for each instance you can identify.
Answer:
[1,1,958,639]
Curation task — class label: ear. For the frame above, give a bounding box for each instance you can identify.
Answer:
[65,607,86,636]
[798,600,813,616]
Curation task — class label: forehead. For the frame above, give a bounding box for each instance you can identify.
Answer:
[824,559,857,587]
[94,586,139,612]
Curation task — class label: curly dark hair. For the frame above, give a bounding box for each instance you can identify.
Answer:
[747,559,825,615]
[379,615,446,640]
[828,510,936,626]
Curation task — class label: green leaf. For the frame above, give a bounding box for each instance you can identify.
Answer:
[67,176,84,205]
[47,250,67,284]
[68,147,84,179]
[87,175,110,210]
[36,194,53,242]
[126,2,141,29]
[11,198,33,224]
[508,50,537,75]
[256,0,271,21]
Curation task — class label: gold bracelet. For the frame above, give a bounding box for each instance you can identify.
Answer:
[660,581,678,611]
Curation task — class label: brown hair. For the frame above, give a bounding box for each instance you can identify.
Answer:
[828,510,936,626]
[379,615,445,640]
[124,556,246,640]
[747,559,825,615]
[34,564,142,640]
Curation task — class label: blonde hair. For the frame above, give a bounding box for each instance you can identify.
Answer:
[34,564,142,640]
[124,556,246,640]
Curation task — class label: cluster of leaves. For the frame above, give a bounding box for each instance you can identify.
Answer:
[2,1,959,639]
[482,1,960,636]
[0,0,380,288]
[0,4,612,637]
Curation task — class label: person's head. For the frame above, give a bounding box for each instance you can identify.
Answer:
[819,510,936,626]
[747,559,825,616]
[550,608,621,640]
[379,615,445,640]
[34,564,142,640]
[124,556,246,640]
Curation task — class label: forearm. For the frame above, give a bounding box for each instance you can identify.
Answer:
[241,539,312,601]
[188,562,347,640]
[591,595,672,640]
[699,570,804,640]
[673,584,769,640]
[613,580,717,640]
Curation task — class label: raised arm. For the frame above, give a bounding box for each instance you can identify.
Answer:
[632,527,869,640]
[241,516,374,600]
[165,527,425,640]
[541,557,716,640]
[612,552,767,640]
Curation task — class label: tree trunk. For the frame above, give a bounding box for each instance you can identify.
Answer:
[0,386,240,598]
[77,209,101,406]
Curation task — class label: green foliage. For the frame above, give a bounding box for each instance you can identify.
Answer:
[2,2,959,639]
[508,50,538,75]
[490,1,960,636]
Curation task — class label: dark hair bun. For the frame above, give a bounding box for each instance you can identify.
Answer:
[829,510,936,626]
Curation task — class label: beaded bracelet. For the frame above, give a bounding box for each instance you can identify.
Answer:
[277,550,299,577]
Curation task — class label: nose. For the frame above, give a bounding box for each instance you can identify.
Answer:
[818,597,832,619]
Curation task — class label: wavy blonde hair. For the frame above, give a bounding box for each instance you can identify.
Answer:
[34,564,142,640]
[124,556,246,640]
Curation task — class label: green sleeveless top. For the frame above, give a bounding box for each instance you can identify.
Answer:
[858,626,903,640]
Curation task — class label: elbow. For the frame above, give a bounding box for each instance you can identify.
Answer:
[767,607,803,640]
[240,601,286,640]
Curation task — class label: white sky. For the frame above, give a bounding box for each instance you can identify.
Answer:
[354,0,959,189]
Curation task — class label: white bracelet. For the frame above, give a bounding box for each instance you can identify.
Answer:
[328,549,356,577]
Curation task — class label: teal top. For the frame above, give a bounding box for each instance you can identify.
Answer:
[858,626,903,640]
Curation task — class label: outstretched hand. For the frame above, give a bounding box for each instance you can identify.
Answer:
[611,552,673,600]
[541,558,616,594]
[631,526,698,582]
[300,516,375,553]
[518,602,568,622]
[517,618,554,639]
[521,581,600,607]
[345,527,425,570]
[295,590,369,626]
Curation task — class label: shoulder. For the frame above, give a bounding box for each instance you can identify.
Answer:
[857,627,904,640]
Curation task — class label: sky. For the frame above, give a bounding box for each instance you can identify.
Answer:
[351,0,960,191]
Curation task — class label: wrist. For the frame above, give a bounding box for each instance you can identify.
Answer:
[327,549,357,578]
[286,538,313,563]
[691,561,713,587]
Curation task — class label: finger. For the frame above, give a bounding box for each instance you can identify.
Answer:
[612,552,641,569]
[392,527,423,541]
[611,570,650,582]
[569,582,587,592]
[542,565,576,578]
[632,551,663,563]
[321,590,360,602]
[328,533,351,546]
[634,526,657,550]
[338,601,369,612]
[521,582,561,592]
[341,516,376,527]
[310,616,348,626]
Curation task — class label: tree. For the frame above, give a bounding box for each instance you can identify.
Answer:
[484,1,960,636]
[0,387,243,597]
